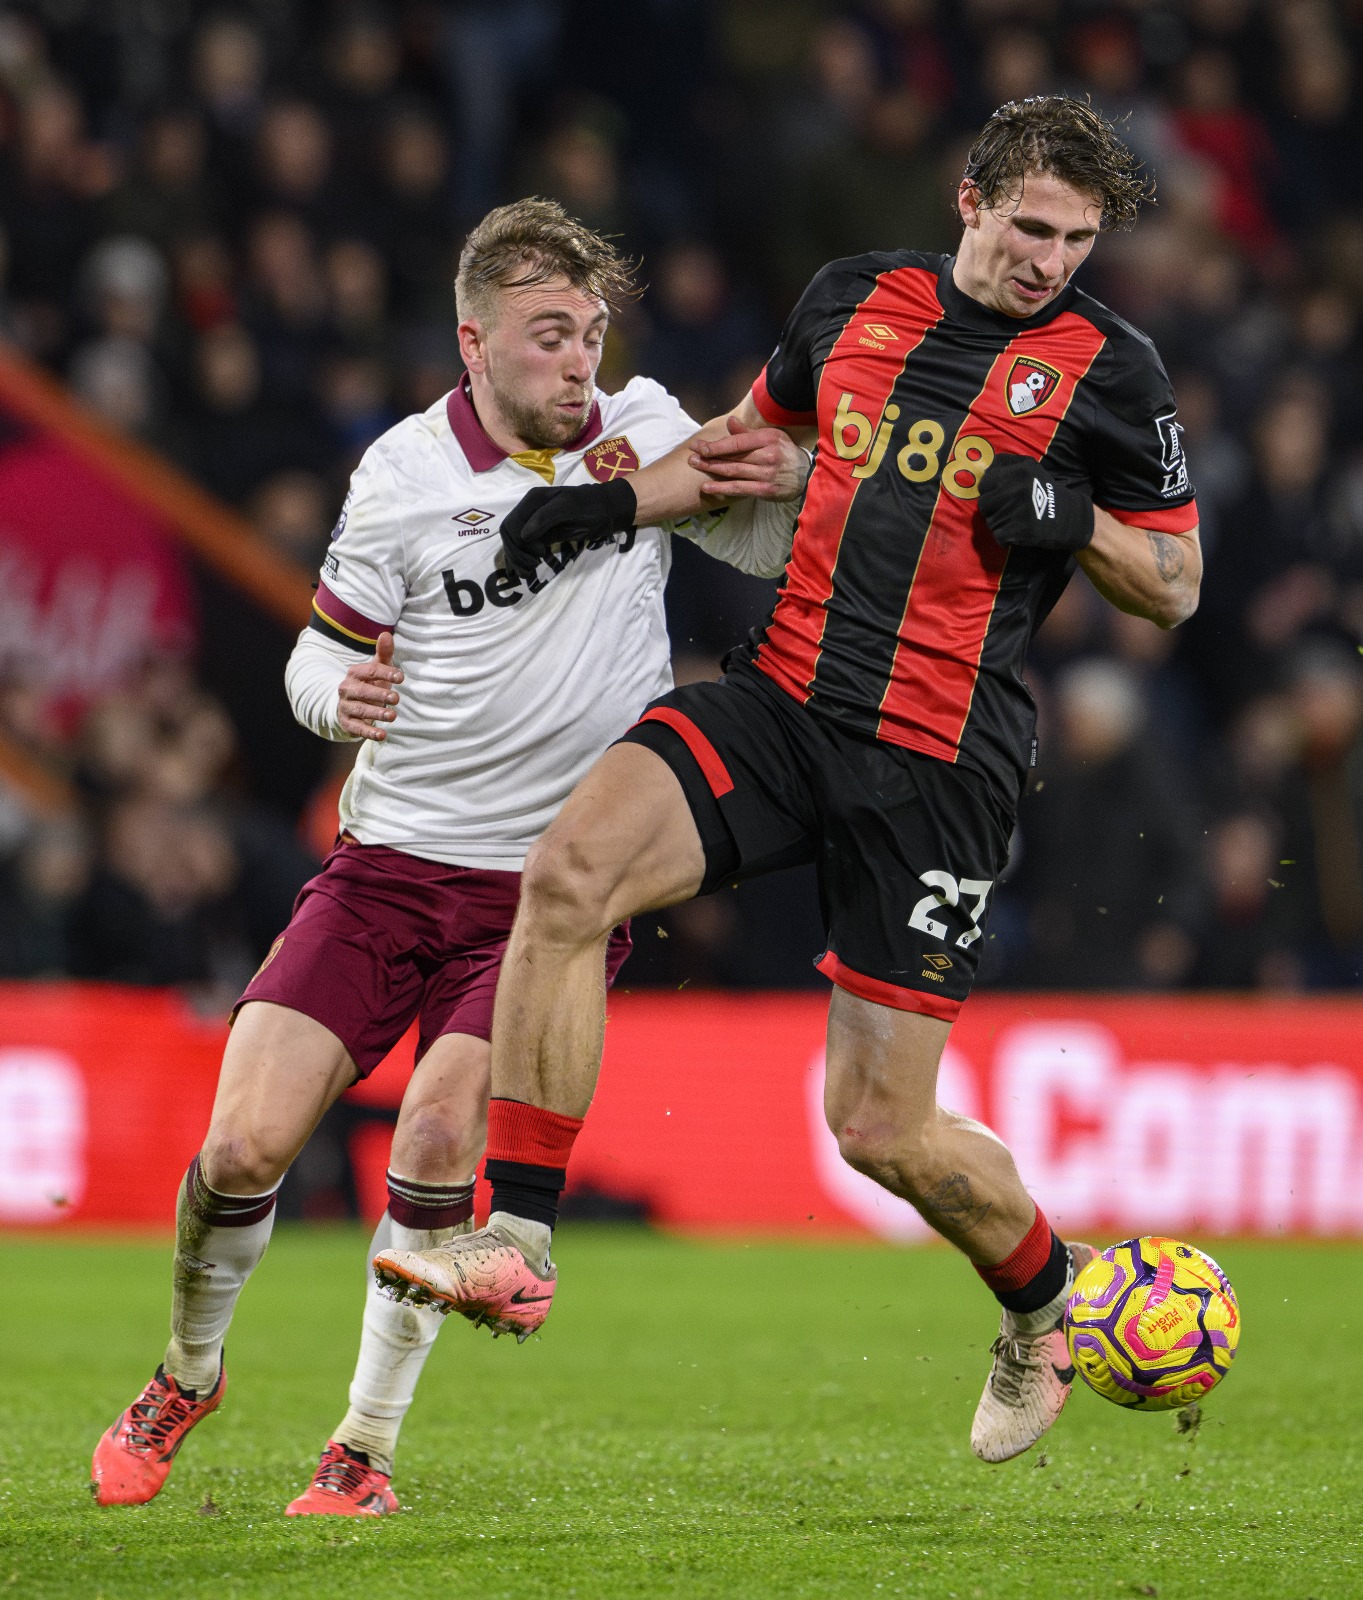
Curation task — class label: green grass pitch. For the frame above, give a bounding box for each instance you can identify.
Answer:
[0,1229,1357,1600]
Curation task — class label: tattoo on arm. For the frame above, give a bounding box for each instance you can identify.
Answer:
[1147,530,1185,584]
[919,1172,993,1236]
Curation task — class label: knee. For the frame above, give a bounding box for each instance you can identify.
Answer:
[392,1101,484,1182]
[199,1128,289,1195]
[520,834,616,945]
[833,1115,938,1202]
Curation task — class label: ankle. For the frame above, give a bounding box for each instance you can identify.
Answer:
[332,1410,396,1477]
[163,1340,221,1396]
[489,1210,553,1274]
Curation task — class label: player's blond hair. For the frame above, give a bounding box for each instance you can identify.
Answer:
[963,95,1153,230]
[455,197,638,324]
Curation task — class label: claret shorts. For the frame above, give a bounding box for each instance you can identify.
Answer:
[237,835,632,1077]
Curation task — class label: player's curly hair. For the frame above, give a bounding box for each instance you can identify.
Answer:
[455,197,639,322]
[962,95,1153,230]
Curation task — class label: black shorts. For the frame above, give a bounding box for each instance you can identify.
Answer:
[618,664,1013,1020]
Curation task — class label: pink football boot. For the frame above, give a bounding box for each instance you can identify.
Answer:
[373,1224,555,1342]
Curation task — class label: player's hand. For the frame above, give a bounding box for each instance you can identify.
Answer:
[337,631,403,742]
[499,480,638,581]
[978,453,1094,553]
[687,415,811,500]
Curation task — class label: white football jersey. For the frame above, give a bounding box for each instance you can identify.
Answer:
[286,376,797,870]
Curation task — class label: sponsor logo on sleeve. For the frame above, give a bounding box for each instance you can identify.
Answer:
[584,436,640,481]
[1031,477,1055,520]
[1006,355,1062,415]
[1156,413,1190,497]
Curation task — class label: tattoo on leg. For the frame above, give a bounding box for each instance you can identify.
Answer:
[1147,530,1185,584]
[920,1171,993,1235]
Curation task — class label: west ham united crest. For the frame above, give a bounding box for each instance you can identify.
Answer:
[1005,356,1062,416]
[584,435,640,481]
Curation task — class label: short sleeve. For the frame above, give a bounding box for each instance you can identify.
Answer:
[1082,332,1199,534]
[621,376,702,459]
[751,262,852,427]
[309,445,408,652]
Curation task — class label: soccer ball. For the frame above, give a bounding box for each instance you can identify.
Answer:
[1064,1236,1240,1410]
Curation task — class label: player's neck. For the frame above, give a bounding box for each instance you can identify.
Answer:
[466,374,540,456]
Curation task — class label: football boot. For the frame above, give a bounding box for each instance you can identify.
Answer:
[970,1242,1096,1464]
[285,1441,399,1517]
[373,1223,555,1341]
[91,1362,225,1506]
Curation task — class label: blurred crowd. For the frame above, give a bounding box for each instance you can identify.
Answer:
[2,0,1363,997]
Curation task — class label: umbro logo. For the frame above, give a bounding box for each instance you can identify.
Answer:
[923,953,953,971]
[453,508,495,535]
[858,321,899,351]
[1031,478,1055,520]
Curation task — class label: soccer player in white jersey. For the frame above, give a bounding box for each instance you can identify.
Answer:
[90,199,808,1516]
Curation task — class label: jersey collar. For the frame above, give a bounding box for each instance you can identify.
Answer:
[445,373,605,471]
[936,256,1078,332]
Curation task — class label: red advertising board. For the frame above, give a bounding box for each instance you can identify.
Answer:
[1,983,1361,1239]
[0,432,196,725]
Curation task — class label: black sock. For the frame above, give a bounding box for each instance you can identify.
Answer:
[484,1159,565,1229]
[995,1232,1070,1314]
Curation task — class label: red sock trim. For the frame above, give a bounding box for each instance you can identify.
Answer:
[974,1206,1053,1294]
[486,1098,584,1169]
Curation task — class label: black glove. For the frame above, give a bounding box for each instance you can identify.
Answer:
[978,453,1094,553]
[498,479,638,581]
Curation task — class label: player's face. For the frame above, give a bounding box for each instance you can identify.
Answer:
[467,281,608,450]
[956,171,1101,319]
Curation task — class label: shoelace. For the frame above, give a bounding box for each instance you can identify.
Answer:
[315,1449,375,1497]
[121,1383,197,1454]
[987,1334,1044,1407]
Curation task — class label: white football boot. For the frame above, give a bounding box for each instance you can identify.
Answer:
[970,1241,1096,1464]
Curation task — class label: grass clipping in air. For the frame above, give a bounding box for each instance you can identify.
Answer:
[0,1230,1356,1599]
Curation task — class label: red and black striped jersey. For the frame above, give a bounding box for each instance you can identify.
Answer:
[745,250,1199,804]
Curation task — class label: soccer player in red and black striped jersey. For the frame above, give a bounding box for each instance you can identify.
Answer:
[377,98,1202,1465]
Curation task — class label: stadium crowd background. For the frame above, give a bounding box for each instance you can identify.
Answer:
[1,0,1362,1001]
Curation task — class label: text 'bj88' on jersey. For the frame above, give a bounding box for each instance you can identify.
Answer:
[746,251,1198,804]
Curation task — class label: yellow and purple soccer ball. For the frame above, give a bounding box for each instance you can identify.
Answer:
[1063,1236,1240,1410]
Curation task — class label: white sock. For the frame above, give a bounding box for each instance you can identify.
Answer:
[332,1210,472,1475]
[332,1170,477,1475]
[488,1209,553,1275]
[164,1156,280,1394]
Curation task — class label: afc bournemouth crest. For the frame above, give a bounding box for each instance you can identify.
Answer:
[1006,355,1062,416]
[584,435,640,481]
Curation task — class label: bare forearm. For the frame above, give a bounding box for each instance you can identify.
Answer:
[629,412,745,524]
[630,393,811,524]
[1077,510,1202,628]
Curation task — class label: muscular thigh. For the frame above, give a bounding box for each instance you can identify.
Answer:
[531,739,709,926]
[204,1001,358,1186]
[823,986,952,1142]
